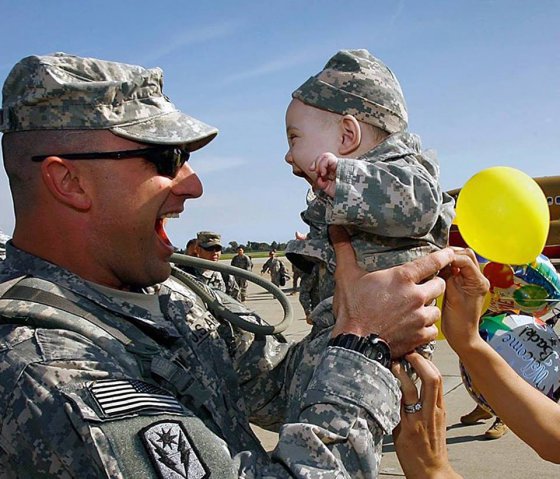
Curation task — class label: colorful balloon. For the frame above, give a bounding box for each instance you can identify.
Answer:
[480,254,560,318]
[455,167,550,265]
[461,313,560,414]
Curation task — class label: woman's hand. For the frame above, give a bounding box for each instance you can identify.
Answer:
[392,353,462,478]
[441,248,490,352]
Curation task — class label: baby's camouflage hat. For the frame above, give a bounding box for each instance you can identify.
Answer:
[0,52,218,150]
[292,49,407,134]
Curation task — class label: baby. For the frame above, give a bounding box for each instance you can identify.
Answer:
[285,49,454,353]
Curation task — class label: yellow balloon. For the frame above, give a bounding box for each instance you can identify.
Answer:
[455,167,549,265]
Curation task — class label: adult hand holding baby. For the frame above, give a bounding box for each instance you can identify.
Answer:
[329,225,453,358]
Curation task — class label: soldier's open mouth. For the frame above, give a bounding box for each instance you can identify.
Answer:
[155,217,172,246]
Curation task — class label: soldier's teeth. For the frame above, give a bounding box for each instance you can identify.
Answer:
[161,213,179,219]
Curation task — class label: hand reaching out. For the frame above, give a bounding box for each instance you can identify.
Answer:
[310,152,338,197]
[441,248,490,353]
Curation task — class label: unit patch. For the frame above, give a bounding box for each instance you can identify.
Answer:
[141,420,209,479]
[89,379,183,417]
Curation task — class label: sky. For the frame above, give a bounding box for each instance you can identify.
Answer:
[0,0,558,250]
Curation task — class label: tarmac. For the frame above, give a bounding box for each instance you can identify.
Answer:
[244,257,560,478]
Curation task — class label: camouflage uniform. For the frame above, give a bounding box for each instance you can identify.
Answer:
[230,253,253,301]
[0,242,400,478]
[0,53,402,478]
[286,50,455,361]
[261,256,285,287]
[287,132,455,302]
[0,233,7,261]
[194,268,242,302]
[287,49,454,300]
[194,232,242,301]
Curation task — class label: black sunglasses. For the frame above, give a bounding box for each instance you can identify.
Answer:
[31,146,190,178]
[201,245,222,252]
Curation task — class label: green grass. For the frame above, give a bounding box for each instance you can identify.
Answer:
[221,251,285,260]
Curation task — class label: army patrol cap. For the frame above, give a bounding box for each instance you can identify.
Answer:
[197,231,222,249]
[0,52,218,150]
[292,49,408,134]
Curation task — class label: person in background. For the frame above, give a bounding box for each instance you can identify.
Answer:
[195,231,241,301]
[230,246,253,301]
[175,237,199,275]
[261,250,286,287]
[460,404,508,440]
[290,262,302,295]
[185,237,198,256]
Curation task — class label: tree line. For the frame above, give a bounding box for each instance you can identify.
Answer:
[224,241,288,254]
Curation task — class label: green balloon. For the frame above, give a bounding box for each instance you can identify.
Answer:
[513,284,548,308]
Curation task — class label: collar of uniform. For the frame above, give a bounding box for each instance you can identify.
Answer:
[2,242,182,340]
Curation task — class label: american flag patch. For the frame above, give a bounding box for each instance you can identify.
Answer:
[89,379,183,417]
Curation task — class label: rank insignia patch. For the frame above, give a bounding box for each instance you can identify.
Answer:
[141,420,209,479]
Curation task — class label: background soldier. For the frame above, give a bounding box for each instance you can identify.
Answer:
[195,231,241,301]
[230,246,252,301]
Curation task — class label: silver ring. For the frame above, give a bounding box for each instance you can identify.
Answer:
[403,402,423,414]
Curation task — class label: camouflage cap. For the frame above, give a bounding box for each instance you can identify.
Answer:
[197,231,222,249]
[292,49,407,134]
[0,52,218,150]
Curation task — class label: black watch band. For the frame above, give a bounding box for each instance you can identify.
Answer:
[328,333,392,369]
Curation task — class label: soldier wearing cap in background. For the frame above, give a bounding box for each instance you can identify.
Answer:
[230,246,253,301]
[0,52,459,478]
[194,230,241,301]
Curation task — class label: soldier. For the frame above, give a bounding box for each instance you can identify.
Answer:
[230,246,253,301]
[261,250,287,287]
[0,52,454,478]
[194,231,241,301]
[185,237,198,256]
[175,237,199,275]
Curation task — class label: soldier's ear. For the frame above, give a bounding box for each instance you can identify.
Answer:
[40,157,92,211]
[338,115,362,155]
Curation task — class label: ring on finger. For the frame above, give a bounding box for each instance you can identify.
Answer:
[403,402,423,414]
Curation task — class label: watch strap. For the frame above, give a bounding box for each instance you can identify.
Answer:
[328,333,392,369]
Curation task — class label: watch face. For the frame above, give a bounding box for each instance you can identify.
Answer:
[366,336,392,368]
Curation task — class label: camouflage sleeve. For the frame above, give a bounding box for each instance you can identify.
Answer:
[329,157,443,237]
[271,347,401,477]
[261,258,271,273]
[236,327,401,477]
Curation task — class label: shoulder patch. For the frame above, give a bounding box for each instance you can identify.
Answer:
[89,379,183,417]
[141,420,209,479]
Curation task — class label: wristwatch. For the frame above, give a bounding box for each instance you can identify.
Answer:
[328,333,392,369]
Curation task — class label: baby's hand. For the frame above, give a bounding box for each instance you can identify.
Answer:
[310,153,338,197]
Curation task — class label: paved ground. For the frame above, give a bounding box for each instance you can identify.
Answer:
[245,257,560,478]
